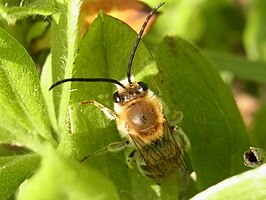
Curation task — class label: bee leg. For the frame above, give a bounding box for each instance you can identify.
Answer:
[80,146,109,162]
[107,140,129,152]
[174,126,190,152]
[169,111,183,125]
[126,150,151,176]
[126,149,137,168]
[126,150,152,176]
[151,78,161,96]
[80,140,129,162]
[169,111,190,152]
[80,100,117,120]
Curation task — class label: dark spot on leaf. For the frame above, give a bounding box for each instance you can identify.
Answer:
[166,37,178,57]
[158,68,163,74]
[245,151,257,163]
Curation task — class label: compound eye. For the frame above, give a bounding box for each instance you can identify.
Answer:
[113,91,121,103]
[137,82,148,91]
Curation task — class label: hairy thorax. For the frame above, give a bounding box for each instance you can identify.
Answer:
[116,94,165,144]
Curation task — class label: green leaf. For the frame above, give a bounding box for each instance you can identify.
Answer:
[17,148,119,200]
[49,0,82,139]
[155,36,250,190]
[0,0,54,24]
[0,27,55,150]
[0,153,40,200]
[41,54,60,135]
[207,52,266,84]
[191,163,266,200]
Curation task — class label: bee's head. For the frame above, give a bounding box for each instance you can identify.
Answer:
[113,80,149,104]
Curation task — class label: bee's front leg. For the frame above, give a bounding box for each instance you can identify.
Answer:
[80,100,117,120]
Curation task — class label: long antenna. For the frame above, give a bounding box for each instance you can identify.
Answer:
[126,2,165,85]
[49,3,165,91]
[49,78,126,90]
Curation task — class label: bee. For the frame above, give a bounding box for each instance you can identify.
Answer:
[50,2,190,187]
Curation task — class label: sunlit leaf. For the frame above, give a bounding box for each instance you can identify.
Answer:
[49,0,82,140]
[0,0,54,24]
[191,163,266,200]
[0,28,55,150]
[17,148,119,200]
[0,154,40,200]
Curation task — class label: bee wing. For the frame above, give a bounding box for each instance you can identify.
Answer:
[129,120,189,188]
